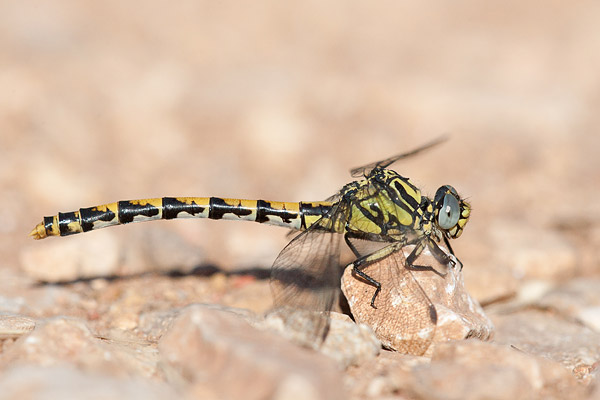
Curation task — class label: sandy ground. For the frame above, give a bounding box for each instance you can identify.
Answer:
[2,1,600,399]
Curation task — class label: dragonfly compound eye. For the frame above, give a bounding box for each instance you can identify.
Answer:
[434,185,460,230]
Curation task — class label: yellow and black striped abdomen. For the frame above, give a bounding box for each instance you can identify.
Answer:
[30,197,332,240]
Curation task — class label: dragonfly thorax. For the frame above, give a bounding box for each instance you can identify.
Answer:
[339,168,427,240]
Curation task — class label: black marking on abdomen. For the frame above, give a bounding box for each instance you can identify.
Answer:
[118,201,160,224]
[58,212,79,236]
[256,200,297,224]
[80,207,116,232]
[300,203,331,217]
[208,197,253,220]
[163,197,205,219]
[43,216,55,236]
[299,202,332,229]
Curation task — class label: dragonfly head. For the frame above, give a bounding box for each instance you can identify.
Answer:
[433,185,470,239]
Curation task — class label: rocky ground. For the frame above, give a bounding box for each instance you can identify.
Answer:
[2,1,600,399]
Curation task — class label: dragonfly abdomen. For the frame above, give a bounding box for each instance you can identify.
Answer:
[30,197,333,239]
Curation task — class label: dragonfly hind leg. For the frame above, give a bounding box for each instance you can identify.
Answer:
[351,259,382,309]
[346,237,400,309]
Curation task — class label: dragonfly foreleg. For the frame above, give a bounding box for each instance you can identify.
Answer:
[405,239,447,277]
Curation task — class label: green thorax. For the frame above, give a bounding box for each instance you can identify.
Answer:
[340,168,433,240]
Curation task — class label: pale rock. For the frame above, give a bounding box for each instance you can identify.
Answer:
[341,245,493,355]
[263,310,380,368]
[138,308,181,342]
[0,314,35,339]
[158,304,345,400]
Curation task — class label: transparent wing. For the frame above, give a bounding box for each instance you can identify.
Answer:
[270,203,349,344]
[343,243,437,355]
[350,135,448,177]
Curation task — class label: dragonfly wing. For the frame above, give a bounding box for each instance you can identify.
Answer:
[350,135,448,177]
[270,205,348,344]
[342,244,437,355]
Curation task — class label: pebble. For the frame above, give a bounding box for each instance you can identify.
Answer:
[158,304,345,400]
[341,245,493,355]
[0,315,35,339]
[263,310,381,368]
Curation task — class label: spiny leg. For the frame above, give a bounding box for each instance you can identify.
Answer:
[404,238,459,278]
[344,234,363,258]
[347,240,401,309]
[417,237,462,273]
[442,235,463,270]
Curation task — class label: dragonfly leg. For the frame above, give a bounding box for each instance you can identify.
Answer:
[344,234,362,258]
[442,235,463,270]
[426,238,463,271]
[405,240,447,278]
[351,259,382,309]
[347,240,399,309]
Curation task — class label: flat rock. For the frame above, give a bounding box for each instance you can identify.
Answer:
[341,245,493,355]
[158,304,345,400]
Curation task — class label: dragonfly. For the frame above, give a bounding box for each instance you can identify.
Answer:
[30,137,471,345]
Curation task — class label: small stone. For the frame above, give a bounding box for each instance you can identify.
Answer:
[0,315,35,339]
[341,245,493,355]
[263,310,380,368]
[320,313,381,367]
[137,308,181,342]
[158,304,345,400]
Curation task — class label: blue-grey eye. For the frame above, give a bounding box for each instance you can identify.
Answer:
[438,193,460,229]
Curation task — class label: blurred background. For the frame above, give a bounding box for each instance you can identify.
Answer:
[2,1,600,303]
